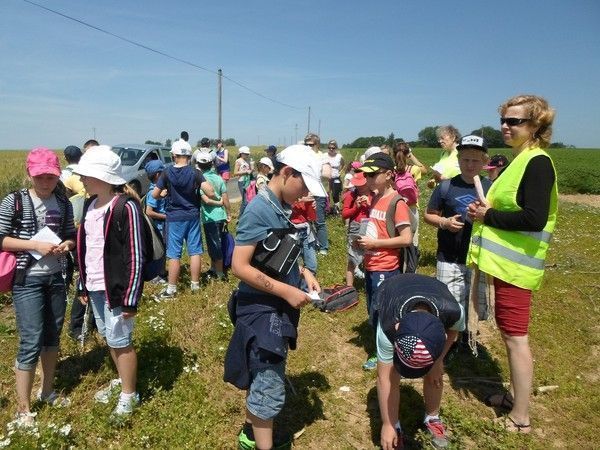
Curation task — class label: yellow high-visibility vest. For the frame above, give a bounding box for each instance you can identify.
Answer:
[467,147,558,291]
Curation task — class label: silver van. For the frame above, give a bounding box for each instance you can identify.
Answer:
[111,144,173,195]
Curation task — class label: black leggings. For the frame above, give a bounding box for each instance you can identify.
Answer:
[329,177,342,204]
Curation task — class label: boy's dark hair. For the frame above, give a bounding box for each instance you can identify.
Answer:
[273,160,301,177]
[180,131,189,141]
[196,161,213,172]
[83,139,99,149]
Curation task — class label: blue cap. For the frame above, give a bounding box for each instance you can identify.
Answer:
[145,160,165,177]
[393,312,446,378]
[265,145,277,154]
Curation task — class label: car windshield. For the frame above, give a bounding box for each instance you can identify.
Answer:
[111,147,145,166]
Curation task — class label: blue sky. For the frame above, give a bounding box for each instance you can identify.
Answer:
[1,0,599,149]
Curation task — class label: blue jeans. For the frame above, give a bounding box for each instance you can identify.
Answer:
[365,270,400,330]
[314,196,329,251]
[302,238,317,274]
[238,180,248,216]
[12,272,67,370]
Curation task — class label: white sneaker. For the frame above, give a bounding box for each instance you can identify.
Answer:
[354,267,365,279]
[112,392,140,416]
[190,284,201,293]
[319,250,328,256]
[94,378,122,404]
[36,390,71,407]
[7,412,37,430]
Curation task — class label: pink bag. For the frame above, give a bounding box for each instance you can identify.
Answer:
[0,251,17,293]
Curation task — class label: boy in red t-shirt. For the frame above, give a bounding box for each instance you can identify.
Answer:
[341,172,372,286]
[357,153,412,370]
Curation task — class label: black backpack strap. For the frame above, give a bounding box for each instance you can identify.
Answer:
[438,179,451,208]
[12,190,23,231]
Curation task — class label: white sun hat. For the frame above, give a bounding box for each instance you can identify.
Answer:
[259,156,274,171]
[74,145,127,185]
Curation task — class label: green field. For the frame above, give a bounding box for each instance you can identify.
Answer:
[0,150,599,448]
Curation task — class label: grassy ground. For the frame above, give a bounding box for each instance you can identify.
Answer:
[0,150,599,448]
[1,195,599,449]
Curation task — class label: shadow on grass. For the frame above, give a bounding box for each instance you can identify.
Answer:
[367,384,427,449]
[55,344,108,394]
[136,336,184,399]
[276,371,330,440]
[348,319,376,359]
[445,340,505,406]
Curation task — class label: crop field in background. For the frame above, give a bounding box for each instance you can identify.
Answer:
[0,149,599,449]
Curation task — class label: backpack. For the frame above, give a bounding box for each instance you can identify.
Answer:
[245,179,257,203]
[0,192,23,293]
[394,169,418,206]
[221,224,235,270]
[385,194,420,274]
[110,195,166,282]
[311,285,359,312]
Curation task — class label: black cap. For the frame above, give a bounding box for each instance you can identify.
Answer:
[359,153,395,173]
[200,137,210,147]
[484,154,509,169]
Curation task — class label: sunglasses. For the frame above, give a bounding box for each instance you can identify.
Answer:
[500,117,530,126]
[305,142,315,146]
[364,171,383,178]
[328,147,336,150]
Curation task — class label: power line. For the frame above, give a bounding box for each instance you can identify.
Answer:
[22,0,305,110]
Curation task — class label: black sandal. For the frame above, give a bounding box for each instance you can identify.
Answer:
[504,415,531,434]
[484,392,514,410]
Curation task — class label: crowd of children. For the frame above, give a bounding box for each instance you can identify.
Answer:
[3,123,534,449]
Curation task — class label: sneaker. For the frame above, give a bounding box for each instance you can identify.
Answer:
[150,276,167,285]
[237,426,292,450]
[238,427,255,450]
[362,356,377,371]
[318,250,328,256]
[7,412,37,430]
[112,392,140,416]
[353,267,365,280]
[94,378,122,404]
[425,418,449,448]
[157,289,176,300]
[36,390,71,407]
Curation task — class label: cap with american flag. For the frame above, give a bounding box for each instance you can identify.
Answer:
[392,311,446,378]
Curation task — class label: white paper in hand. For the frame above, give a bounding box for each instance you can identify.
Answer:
[29,226,62,260]
[308,291,321,301]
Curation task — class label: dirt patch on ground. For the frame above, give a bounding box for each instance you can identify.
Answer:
[560,194,600,208]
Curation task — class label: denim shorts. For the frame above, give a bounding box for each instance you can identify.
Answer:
[365,269,400,329]
[203,220,224,261]
[246,347,287,420]
[12,272,67,370]
[165,217,203,259]
[88,291,134,349]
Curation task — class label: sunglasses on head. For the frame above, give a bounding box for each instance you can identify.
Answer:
[500,117,530,126]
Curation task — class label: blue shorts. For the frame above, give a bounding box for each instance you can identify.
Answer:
[246,347,287,420]
[365,269,400,329]
[203,220,224,261]
[88,291,135,349]
[165,218,203,259]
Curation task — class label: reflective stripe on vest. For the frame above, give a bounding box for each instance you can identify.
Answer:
[467,147,557,291]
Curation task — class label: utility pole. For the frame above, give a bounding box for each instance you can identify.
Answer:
[318,119,321,137]
[307,106,311,134]
[217,69,223,140]
[93,127,96,139]
[294,123,298,143]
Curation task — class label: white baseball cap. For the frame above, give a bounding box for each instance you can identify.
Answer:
[238,146,251,155]
[74,145,127,185]
[276,145,326,197]
[195,150,214,164]
[172,139,192,156]
[259,156,274,171]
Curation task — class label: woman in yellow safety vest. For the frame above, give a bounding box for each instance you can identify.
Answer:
[467,95,557,434]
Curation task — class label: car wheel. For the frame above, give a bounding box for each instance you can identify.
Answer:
[129,180,142,197]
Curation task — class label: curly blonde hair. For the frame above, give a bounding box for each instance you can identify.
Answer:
[499,95,555,149]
